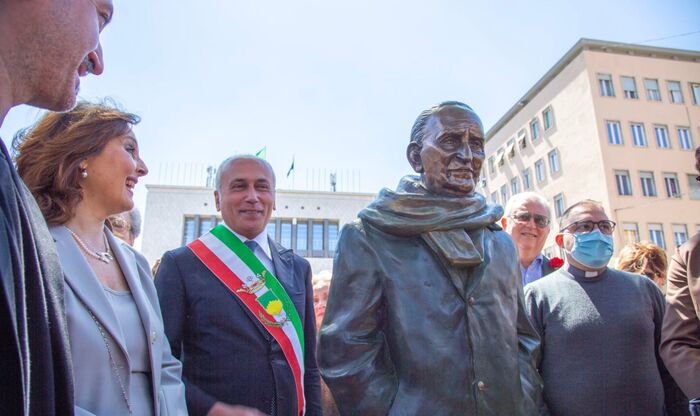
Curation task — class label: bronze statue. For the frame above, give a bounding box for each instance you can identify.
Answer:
[317,101,542,415]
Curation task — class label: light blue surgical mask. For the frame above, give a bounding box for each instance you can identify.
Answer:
[567,230,614,269]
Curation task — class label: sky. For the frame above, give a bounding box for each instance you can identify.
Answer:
[2,0,700,220]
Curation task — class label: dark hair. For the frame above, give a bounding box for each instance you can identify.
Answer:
[558,199,605,231]
[14,101,140,225]
[409,101,477,147]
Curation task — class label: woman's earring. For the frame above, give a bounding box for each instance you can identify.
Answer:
[81,170,88,179]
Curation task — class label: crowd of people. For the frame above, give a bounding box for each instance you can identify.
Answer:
[1,2,699,416]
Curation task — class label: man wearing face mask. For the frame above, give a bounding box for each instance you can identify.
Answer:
[524,200,676,416]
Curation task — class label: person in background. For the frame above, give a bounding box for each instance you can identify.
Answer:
[661,146,700,416]
[501,192,560,285]
[15,102,187,415]
[312,271,332,327]
[525,199,679,416]
[108,207,142,246]
[0,1,113,413]
[616,241,668,289]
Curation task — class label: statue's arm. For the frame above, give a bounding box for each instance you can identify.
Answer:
[317,223,397,416]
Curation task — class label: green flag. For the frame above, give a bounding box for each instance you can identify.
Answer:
[255,146,267,159]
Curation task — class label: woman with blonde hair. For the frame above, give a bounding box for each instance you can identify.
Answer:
[15,101,186,415]
[616,241,669,289]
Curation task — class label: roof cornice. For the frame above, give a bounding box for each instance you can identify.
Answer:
[485,38,700,140]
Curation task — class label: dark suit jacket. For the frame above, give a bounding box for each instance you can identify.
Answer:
[0,141,73,415]
[661,232,700,399]
[155,236,321,416]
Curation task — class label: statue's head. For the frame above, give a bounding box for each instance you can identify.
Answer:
[407,101,485,198]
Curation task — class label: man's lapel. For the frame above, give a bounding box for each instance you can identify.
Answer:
[268,237,299,294]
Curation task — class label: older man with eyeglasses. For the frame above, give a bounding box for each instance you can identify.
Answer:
[501,192,556,285]
[524,199,679,416]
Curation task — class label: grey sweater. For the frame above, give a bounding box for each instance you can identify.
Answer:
[525,265,667,416]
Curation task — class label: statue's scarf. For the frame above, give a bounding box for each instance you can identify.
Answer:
[359,175,503,267]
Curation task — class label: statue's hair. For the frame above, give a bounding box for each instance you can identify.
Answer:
[409,101,478,147]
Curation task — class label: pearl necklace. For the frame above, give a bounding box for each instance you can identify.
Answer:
[66,227,114,264]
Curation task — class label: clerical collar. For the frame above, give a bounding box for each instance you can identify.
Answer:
[565,262,607,280]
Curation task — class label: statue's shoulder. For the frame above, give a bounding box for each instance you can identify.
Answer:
[484,222,517,252]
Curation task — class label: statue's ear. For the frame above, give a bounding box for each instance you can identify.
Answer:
[407,142,423,173]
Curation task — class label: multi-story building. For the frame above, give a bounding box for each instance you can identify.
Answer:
[482,38,700,258]
[141,184,376,274]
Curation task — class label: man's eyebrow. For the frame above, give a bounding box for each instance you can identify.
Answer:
[436,128,467,139]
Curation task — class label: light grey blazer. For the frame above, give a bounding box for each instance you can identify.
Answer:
[51,225,187,416]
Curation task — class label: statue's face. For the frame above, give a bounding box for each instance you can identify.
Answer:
[412,106,485,197]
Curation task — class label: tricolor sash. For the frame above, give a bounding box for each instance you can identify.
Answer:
[187,225,306,415]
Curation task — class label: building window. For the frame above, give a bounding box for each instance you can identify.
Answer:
[615,170,633,196]
[664,173,681,198]
[263,218,340,257]
[687,174,700,200]
[280,221,293,248]
[506,138,516,158]
[548,149,560,174]
[543,106,554,130]
[598,74,615,97]
[639,171,657,197]
[678,127,693,150]
[296,222,308,255]
[673,224,689,246]
[500,184,509,205]
[517,129,527,149]
[496,148,506,167]
[692,83,700,105]
[630,123,647,147]
[530,118,541,141]
[553,193,565,218]
[328,223,339,252]
[491,191,498,204]
[645,78,661,101]
[266,222,277,240]
[607,121,623,145]
[621,76,638,99]
[181,215,220,245]
[511,177,520,195]
[623,223,640,243]
[655,125,670,148]
[668,81,684,104]
[649,223,666,249]
[488,156,496,175]
[182,217,197,245]
[311,221,324,254]
[522,168,532,190]
[535,159,546,183]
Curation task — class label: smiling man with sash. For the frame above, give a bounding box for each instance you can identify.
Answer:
[156,155,321,416]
